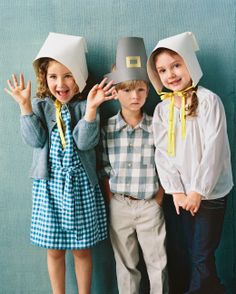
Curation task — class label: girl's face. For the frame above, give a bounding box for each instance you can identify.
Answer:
[46,60,79,103]
[155,51,192,92]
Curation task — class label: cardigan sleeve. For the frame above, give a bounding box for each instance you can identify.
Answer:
[72,100,100,151]
[20,99,47,148]
[153,103,185,194]
[99,126,112,178]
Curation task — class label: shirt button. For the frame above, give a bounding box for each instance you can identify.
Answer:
[128,163,132,167]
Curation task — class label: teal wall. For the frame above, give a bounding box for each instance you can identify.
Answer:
[0,1,235,293]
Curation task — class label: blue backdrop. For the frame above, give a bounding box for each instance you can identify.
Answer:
[0,1,235,293]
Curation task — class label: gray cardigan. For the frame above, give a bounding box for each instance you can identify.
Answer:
[20,96,100,187]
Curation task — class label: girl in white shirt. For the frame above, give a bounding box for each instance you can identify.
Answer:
[147,32,233,294]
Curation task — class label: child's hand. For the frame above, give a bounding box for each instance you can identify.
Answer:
[87,78,115,108]
[185,191,202,216]
[5,73,32,114]
[173,193,187,215]
[102,177,113,203]
[84,78,115,121]
[155,185,165,206]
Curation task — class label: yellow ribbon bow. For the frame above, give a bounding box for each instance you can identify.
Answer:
[158,85,194,157]
[54,100,66,149]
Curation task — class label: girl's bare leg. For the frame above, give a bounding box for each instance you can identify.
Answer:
[47,249,66,294]
[72,249,92,294]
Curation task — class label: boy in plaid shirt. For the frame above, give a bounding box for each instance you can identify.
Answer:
[101,37,168,294]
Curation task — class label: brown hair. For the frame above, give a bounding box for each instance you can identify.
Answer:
[153,47,178,64]
[35,57,54,98]
[153,48,198,117]
[185,87,198,117]
[115,80,149,91]
[35,58,81,99]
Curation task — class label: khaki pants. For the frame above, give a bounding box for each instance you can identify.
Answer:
[109,194,168,294]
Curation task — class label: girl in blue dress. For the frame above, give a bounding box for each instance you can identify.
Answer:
[5,32,115,294]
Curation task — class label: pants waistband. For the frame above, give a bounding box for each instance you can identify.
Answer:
[121,194,140,200]
[115,193,154,201]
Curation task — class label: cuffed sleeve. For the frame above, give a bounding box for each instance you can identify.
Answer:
[73,116,100,150]
[190,93,231,198]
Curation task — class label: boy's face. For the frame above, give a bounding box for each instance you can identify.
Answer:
[46,60,79,104]
[155,51,191,92]
[114,81,148,113]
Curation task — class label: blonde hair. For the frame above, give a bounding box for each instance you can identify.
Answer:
[153,48,198,117]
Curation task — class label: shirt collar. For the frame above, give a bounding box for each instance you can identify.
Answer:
[115,111,152,133]
[140,113,152,133]
[115,111,127,131]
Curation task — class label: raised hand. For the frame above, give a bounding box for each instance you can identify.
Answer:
[5,73,32,114]
[87,78,115,107]
[85,78,115,121]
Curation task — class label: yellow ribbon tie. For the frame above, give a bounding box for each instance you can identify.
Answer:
[176,91,186,140]
[54,100,66,149]
[168,95,175,156]
[158,85,194,157]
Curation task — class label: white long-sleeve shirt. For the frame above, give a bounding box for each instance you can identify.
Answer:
[153,86,233,200]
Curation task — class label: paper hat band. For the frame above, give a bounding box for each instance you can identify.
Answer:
[105,37,149,84]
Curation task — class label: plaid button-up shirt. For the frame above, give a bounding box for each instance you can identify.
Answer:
[101,112,159,199]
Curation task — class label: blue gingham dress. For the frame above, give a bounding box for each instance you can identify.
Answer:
[31,105,107,249]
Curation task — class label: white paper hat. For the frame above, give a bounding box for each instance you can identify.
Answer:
[147,32,203,93]
[33,32,88,92]
[105,37,149,84]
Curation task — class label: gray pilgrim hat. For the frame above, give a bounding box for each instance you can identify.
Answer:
[104,37,149,84]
